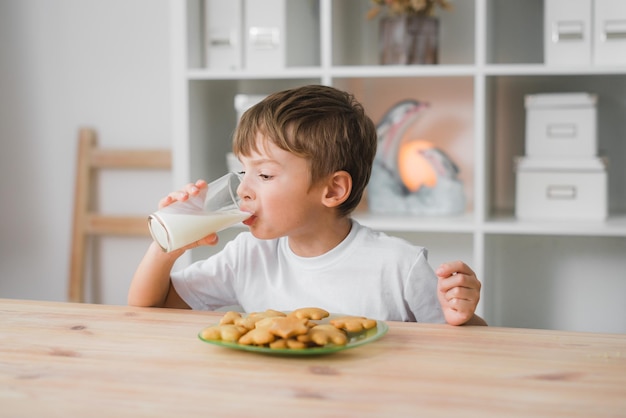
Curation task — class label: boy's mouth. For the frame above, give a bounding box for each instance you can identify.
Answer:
[242,215,257,226]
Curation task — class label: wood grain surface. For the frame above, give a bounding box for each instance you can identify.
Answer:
[1,299,625,417]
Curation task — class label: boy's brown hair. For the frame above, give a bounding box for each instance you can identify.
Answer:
[233,84,377,217]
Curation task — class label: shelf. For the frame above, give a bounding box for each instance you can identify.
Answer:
[484,213,626,237]
[329,65,477,78]
[354,212,626,237]
[484,64,626,76]
[174,0,626,332]
[187,68,325,80]
[189,65,626,80]
[187,65,480,80]
[353,212,475,233]
[189,66,626,80]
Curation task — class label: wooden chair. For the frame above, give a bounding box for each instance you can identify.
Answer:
[68,128,172,303]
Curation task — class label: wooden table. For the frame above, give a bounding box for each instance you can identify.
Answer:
[1,299,625,417]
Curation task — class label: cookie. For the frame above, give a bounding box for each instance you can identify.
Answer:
[219,311,243,325]
[288,307,330,320]
[299,324,348,346]
[200,324,247,343]
[238,328,276,346]
[267,316,310,339]
[330,316,377,333]
[253,316,279,331]
[235,310,286,330]
[269,338,308,350]
[249,309,285,318]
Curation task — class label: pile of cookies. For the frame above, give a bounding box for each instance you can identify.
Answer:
[200,307,377,350]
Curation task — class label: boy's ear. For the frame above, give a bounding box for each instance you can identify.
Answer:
[321,171,352,208]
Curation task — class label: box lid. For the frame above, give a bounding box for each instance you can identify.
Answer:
[525,92,597,109]
[514,156,608,172]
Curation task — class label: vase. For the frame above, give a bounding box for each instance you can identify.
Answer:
[379,15,439,65]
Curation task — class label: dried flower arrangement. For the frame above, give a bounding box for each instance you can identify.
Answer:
[367,0,452,19]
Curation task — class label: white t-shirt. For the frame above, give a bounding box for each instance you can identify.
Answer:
[171,220,445,323]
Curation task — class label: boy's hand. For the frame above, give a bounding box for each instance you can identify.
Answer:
[156,179,218,250]
[158,179,208,209]
[436,261,482,326]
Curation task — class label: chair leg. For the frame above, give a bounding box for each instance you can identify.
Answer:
[68,128,96,303]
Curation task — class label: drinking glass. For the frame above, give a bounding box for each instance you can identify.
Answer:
[148,172,249,252]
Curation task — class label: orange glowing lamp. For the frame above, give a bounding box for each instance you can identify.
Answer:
[397,140,438,192]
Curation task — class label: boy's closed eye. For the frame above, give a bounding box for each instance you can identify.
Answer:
[238,171,274,181]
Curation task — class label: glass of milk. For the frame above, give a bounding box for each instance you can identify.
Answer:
[147,172,250,252]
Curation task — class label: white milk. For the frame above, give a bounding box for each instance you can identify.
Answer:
[149,209,249,252]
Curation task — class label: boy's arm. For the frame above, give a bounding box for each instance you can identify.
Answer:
[436,261,487,326]
[129,179,215,309]
[127,242,190,308]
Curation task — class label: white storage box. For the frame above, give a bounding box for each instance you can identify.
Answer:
[544,0,592,66]
[515,157,607,221]
[593,0,626,66]
[525,93,597,158]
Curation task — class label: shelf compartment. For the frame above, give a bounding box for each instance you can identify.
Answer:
[486,0,543,65]
[186,0,320,71]
[486,74,626,220]
[331,0,475,67]
[333,76,476,214]
[484,234,626,333]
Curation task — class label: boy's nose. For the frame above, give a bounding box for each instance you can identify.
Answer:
[237,176,252,201]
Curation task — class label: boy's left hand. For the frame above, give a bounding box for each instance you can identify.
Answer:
[436,261,482,326]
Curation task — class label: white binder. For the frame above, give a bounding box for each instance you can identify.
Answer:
[243,0,286,70]
[205,0,243,70]
[593,0,626,66]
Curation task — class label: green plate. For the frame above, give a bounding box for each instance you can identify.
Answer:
[198,314,389,356]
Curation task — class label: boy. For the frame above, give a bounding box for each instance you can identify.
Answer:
[129,85,486,326]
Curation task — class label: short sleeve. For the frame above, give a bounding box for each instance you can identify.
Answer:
[404,248,445,324]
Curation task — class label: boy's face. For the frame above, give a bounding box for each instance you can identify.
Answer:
[237,133,328,241]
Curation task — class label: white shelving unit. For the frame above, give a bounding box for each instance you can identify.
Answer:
[170,0,626,333]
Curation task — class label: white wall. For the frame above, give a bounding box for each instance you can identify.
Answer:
[0,0,173,304]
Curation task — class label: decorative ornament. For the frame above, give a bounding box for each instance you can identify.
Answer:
[397,140,438,192]
[367,99,466,215]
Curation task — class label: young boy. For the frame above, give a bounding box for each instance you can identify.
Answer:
[129,85,486,326]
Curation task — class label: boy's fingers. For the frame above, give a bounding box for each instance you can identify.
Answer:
[438,272,464,292]
[158,195,175,209]
[436,260,469,277]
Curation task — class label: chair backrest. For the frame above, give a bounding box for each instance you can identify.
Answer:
[68,127,171,303]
